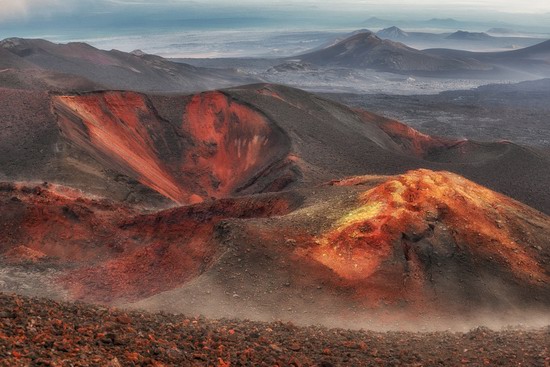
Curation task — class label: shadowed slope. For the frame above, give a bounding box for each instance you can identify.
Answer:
[1,84,548,213]
[54,92,195,204]
[355,110,458,158]
[52,90,291,205]
[296,32,489,72]
[302,170,549,307]
[0,37,257,92]
[227,84,550,214]
[127,169,550,324]
[2,170,548,323]
[0,182,301,303]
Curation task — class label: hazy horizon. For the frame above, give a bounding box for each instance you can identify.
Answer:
[1,0,550,58]
[2,0,550,22]
[2,0,550,30]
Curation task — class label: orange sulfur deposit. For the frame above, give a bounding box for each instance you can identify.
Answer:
[300,169,549,306]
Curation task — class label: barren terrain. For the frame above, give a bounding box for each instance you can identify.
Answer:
[1,293,549,366]
[1,37,549,366]
[322,79,550,148]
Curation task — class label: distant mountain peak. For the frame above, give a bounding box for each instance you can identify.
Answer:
[130,49,146,57]
[377,26,409,39]
[446,30,492,40]
[338,31,385,47]
[353,28,372,35]
[0,37,27,49]
[362,16,389,26]
[384,26,402,31]
[297,31,488,72]
[348,31,378,39]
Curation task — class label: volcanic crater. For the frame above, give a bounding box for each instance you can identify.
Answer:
[0,83,549,329]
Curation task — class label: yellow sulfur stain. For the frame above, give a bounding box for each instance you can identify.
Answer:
[335,201,383,229]
[302,169,549,285]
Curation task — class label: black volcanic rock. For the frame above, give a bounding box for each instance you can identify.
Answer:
[297,32,489,72]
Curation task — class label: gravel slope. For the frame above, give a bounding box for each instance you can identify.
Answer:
[1,293,548,367]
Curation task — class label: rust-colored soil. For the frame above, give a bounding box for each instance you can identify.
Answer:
[52,90,291,205]
[0,182,298,304]
[1,293,548,367]
[1,39,550,364]
[1,169,548,319]
[297,170,550,310]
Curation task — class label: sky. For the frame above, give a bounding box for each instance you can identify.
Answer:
[1,0,549,56]
[1,0,550,24]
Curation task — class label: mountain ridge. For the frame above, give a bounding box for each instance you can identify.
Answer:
[296,32,491,72]
[0,37,258,93]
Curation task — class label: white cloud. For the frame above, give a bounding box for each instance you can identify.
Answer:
[0,0,548,23]
[0,0,29,21]
[259,0,550,14]
[0,0,70,22]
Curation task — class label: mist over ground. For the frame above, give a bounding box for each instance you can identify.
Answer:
[1,0,550,58]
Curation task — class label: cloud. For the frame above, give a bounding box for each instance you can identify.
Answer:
[0,0,71,22]
[266,0,550,14]
[0,0,205,24]
[104,0,201,6]
[0,0,549,24]
[0,0,29,21]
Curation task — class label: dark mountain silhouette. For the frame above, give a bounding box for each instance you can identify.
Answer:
[0,37,258,92]
[446,31,493,41]
[425,38,550,77]
[295,32,490,72]
[295,32,550,77]
[377,26,409,39]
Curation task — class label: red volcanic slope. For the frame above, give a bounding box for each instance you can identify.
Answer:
[183,91,281,198]
[0,182,298,303]
[0,182,137,263]
[55,92,193,204]
[2,84,548,213]
[119,169,550,322]
[3,168,547,319]
[53,91,290,205]
[298,170,549,308]
[356,110,458,158]
[64,194,295,302]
